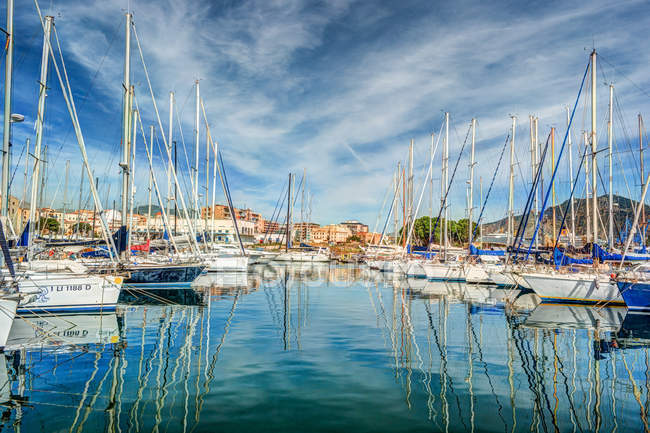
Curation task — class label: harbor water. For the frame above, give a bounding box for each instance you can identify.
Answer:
[2,263,649,432]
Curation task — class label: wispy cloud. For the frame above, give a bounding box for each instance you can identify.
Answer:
[4,0,650,227]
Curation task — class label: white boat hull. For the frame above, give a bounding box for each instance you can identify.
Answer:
[17,273,122,314]
[422,262,466,281]
[204,255,249,272]
[520,272,623,305]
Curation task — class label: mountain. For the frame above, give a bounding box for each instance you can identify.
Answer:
[483,194,649,239]
[134,204,162,215]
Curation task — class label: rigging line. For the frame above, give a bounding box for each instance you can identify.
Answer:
[553,141,587,252]
[426,121,472,248]
[262,180,287,244]
[48,20,122,172]
[526,60,590,260]
[472,133,510,242]
[613,92,641,185]
[174,91,196,204]
[599,54,650,100]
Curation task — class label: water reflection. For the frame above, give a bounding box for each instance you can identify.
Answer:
[1,264,650,432]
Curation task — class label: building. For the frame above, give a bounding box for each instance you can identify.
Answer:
[201,204,263,233]
[312,224,352,244]
[292,222,320,242]
[340,220,369,234]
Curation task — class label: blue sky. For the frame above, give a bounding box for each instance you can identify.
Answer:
[3,0,650,228]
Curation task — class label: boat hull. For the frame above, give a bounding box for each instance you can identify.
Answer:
[17,274,122,314]
[204,256,249,272]
[617,281,650,312]
[124,265,205,287]
[422,263,466,282]
[521,272,623,305]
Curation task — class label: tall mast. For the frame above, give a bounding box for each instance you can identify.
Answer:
[590,49,598,246]
[442,113,449,261]
[120,12,131,241]
[147,125,153,241]
[584,131,591,242]
[551,127,556,240]
[1,0,14,217]
[128,108,138,253]
[211,130,217,244]
[394,164,399,245]
[468,118,476,246]
[508,116,516,247]
[478,176,483,248]
[204,122,210,246]
[429,133,434,245]
[167,91,174,223]
[408,139,414,239]
[567,107,576,245]
[608,84,614,249]
[286,173,292,251]
[535,117,541,248]
[640,114,645,226]
[28,15,52,259]
[194,80,200,229]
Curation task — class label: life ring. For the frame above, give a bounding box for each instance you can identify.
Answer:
[48,249,54,257]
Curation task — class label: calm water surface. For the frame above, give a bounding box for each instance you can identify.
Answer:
[2,263,649,432]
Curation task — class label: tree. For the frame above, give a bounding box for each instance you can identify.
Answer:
[347,234,362,243]
[38,217,59,233]
[72,222,92,234]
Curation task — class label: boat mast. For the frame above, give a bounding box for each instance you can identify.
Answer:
[508,116,516,247]
[128,108,137,253]
[194,80,200,238]
[211,130,217,244]
[167,91,174,225]
[478,176,483,248]
[442,112,449,261]
[204,121,210,248]
[567,107,576,246]
[535,117,542,245]
[408,139,414,242]
[395,162,400,245]
[1,0,14,218]
[584,131,591,242]
[640,114,646,227]
[147,125,153,241]
[551,127,556,240]
[430,133,434,246]
[286,173,292,251]
[28,15,52,261]
[468,118,476,246]
[608,84,614,249]
[119,12,132,259]
[529,115,538,249]
[590,49,598,246]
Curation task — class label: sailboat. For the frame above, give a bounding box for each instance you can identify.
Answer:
[518,50,623,305]
[0,11,124,313]
[274,173,330,263]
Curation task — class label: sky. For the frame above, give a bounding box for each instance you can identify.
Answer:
[2,0,650,229]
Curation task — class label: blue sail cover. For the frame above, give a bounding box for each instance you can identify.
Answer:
[469,244,505,256]
[80,247,111,258]
[593,243,650,262]
[554,248,592,267]
[17,220,29,247]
